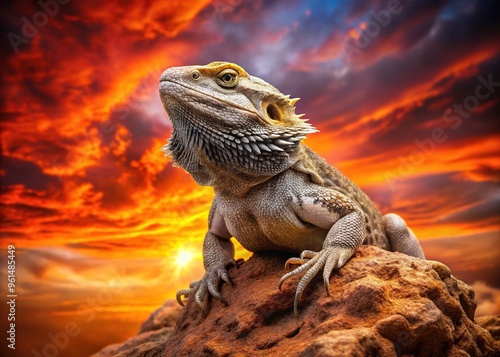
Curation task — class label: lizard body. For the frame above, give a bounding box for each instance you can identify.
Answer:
[159,62,425,314]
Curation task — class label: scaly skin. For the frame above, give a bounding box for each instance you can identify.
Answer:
[159,62,425,315]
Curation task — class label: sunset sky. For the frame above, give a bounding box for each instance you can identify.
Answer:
[1,0,499,356]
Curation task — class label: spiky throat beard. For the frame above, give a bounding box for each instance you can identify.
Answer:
[162,113,317,182]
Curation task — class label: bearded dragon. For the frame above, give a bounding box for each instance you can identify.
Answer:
[159,62,425,315]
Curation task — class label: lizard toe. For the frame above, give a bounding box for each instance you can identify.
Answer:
[279,247,354,314]
[293,252,327,315]
[176,288,192,306]
[194,283,209,312]
[188,279,201,289]
[219,269,232,285]
[278,254,320,291]
[207,269,229,306]
[284,257,308,271]
[300,250,317,260]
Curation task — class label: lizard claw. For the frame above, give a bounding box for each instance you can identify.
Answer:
[175,279,200,306]
[176,288,191,306]
[278,246,353,315]
[175,261,235,310]
[285,257,309,271]
[284,250,318,270]
[300,250,317,260]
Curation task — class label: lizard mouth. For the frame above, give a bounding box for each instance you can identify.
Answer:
[159,79,271,126]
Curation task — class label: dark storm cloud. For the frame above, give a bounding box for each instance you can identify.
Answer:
[1,156,61,190]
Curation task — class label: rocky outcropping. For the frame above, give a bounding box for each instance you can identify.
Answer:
[93,246,499,356]
[476,315,500,342]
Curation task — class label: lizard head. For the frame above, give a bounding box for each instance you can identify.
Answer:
[159,61,317,187]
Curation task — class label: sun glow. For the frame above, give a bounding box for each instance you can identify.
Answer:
[175,248,195,268]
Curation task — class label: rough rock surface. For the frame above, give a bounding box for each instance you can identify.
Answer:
[476,315,500,342]
[92,246,499,357]
[91,300,182,357]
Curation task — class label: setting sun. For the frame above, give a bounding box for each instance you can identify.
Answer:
[175,248,196,268]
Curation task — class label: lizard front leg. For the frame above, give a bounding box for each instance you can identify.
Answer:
[278,191,365,315]
[176,203,235,311]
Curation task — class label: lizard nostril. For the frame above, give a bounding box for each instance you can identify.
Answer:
[266,104,281,121]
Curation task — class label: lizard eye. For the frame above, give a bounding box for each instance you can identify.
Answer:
[216,69,238,88]
[192,71,200,80]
